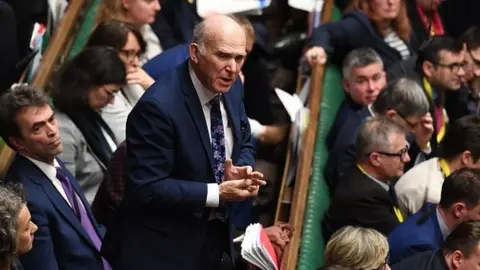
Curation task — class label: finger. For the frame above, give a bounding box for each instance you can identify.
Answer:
[251,178,267,186]
[225,158,233,171]
[250,171,264,180]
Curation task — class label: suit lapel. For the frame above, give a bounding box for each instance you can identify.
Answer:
[180,62,215,172]
[17,156,97,250]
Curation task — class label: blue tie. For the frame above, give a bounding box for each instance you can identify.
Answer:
[210,95,226,184]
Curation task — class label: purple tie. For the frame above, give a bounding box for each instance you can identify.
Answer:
[210,96,227,221]
[210,95,226,184]
[56,168,111,270]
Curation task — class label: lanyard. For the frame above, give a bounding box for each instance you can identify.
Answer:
[439,158,451,178]
[423,77,446,143]
[356,165,404,223]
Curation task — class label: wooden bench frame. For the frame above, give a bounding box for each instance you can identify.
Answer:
[273,1,335,268]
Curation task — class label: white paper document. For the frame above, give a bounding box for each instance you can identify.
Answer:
[241,223,279,270]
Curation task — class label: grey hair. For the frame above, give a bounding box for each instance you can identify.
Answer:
[355,116,407,161]
[192,14,241,55]
[0,184,26,269]
[372,77,429,118]
[342,48,384,79]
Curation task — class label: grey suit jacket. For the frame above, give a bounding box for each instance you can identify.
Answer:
[55,111,106,204]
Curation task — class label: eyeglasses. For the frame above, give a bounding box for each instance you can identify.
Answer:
[436,61,468,73]
[119,49,142,61]
[368,145,410,159]
[101,86,118,98]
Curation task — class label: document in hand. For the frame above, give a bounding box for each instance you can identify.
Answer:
[241,223,279,270]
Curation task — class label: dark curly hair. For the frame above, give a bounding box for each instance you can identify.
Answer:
[0,183,25,269]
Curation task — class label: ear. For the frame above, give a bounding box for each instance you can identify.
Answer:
[385,109,398,119]
[451,250,464,268]
[452,202,467,219]
[8,136,25,153]
[342,79,351,94]
[460,150,474,167]
[189,43,200,64]
[369,152,381,167]
[422,61,435,78]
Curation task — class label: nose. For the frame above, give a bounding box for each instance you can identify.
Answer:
[475,67,480,77]
[402,152,411,163]
[225,59,238,74]
[458,66,467,76]
[153,0,161,12]
[45,122,57,137]
[32,222,38,234]
[131,56,140,68]
[367,79,376,92]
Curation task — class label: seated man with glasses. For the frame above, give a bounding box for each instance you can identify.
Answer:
[414,36,467,144]
[326,77,432,192]
[323,117,410,242]
[389,168,480,265]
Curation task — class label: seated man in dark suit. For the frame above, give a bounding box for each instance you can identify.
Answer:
[389,168,480,264]
[0,85,108,270]
[326,77,432,191]
[323,117,410,241]
[102,15,265,270]
[326,47,386,151]
[392,220,480,270]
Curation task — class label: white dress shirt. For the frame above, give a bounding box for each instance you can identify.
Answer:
[24,156,87,212]
[189,65,234,208]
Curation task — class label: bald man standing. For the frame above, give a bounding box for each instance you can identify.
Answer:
[101,15,265,270]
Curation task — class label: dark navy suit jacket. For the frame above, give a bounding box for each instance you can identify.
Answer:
[102,61,256,269]
[143,43,189,80]
[388,204,444,265]
[4,155,105,270]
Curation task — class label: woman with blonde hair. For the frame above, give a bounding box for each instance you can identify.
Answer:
[305,0,417,71]
[97,0,162,63]
[325,226,391,270]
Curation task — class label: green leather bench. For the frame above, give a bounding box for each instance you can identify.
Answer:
[296,6,345,270]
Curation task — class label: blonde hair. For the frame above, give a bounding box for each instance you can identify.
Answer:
[233,15,255,46]
[97,0,127,23]
[324,226,389,269]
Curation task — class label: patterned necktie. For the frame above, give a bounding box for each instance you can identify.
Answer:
[210,95,226,184]
[56,168,111,270]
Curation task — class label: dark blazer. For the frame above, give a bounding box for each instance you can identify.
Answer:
[323,166,400,242]
[102,61,256,270]
[326,96,364,152]
[325,107,371,192]
[310,10,419,71]
[388,203,444,265]
[406,0,430,48]
[144,43,190,80]
[4,155,105,270]
[391,250,448,270]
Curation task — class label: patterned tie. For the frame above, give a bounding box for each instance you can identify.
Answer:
[210,95,226,184]
[56,168,111,270]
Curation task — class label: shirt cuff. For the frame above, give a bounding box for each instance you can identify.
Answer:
[206,183,220,207]
[248,118,265,138]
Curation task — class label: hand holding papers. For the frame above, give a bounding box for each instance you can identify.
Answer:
[241,223,279,270]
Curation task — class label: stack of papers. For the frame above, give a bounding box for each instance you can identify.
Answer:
[240,223,279,270]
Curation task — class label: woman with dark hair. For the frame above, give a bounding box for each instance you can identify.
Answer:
[87,20,154,143]
[305,0,418,71]
[0,184,37,270]
[51,46,126,204]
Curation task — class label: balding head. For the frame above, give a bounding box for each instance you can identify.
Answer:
[189,15,247,94]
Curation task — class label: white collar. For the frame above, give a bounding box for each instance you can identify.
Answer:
[367,104,375,117]
[436,207,451,239]
[23,155,60,180]
[188,63,218,106]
